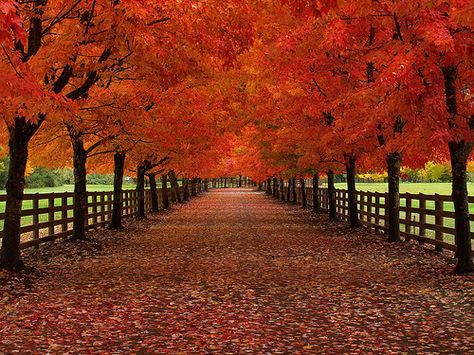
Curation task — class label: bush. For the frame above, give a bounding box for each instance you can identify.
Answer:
[86,173,114,185]
[25,166,64,188]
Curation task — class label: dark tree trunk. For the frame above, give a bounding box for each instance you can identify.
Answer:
[312,172,320,212]
[386,152,402,242]
[71,134,88,239]
[161,174,170,209]
[0,118,41,268]
[136,161,148,218]
[328,170,337,220]
[442,65,474,273]
[110,152,125,230]
[183,178,190,201]
[169,170,182,203]
[272,177,278,198]
[449,141,474,273]
[266,178,272,195]
[148,174,159,212]
[291,178,297,204]
[239,175,242,187]
[169,175,177,203]
[191,178,197,196]
[300,176,307,208]
[224,178,227,188]
[286,179,291,202]
[258,182,262,191]
[280,179,285,201]
[344,153,360,227]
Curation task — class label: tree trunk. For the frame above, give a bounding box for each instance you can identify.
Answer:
[149,174,159,212]
[272,177,278,198]
[191,178,197,196]
[291,177,297,204]
[161,174,170,210]
[442,65,474,273]
[449,141,474,273]
[312,172,320,212]
[344,153,360,227]
[239,175,242,187]
[0,118,40,268]
[224,178,227,188]
[183,178,190,201]
[328,170,337,221]
[71,135,88,239]
[169,170,182,203]
[136,162,147,218]
[110,152,125,230]
[161,174,170,209]
[280,179,285,201]
[266,178,272,195]
[386,152,402,242]
[300,176,307,208]
[197,178,202,194]
[286,179,291,202]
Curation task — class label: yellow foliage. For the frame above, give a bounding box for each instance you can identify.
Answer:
[25,162,34,177]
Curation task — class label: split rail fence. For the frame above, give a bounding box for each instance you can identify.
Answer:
[0,182,207,250]
[279,184,474,252]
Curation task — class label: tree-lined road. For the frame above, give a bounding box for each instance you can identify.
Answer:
[1,189,473,353]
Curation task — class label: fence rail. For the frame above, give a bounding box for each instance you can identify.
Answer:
[280,185,474,253]
[0,184,203,250]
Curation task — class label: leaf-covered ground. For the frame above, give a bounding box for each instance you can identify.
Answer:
[1,189,473,353]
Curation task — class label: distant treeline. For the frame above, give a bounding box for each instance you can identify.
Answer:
[0,157,121,189]
[356,162,474,183]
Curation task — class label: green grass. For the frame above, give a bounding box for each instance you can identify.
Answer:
[328,182,474,245]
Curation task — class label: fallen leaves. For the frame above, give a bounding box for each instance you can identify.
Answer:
[0,189,473,353]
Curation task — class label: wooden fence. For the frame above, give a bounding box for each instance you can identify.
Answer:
[279,184,474,253]
[0,183,206,250]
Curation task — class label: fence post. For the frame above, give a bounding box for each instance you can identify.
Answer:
[375,194,380,227]
[48,194,55,239]
[33,195,39,248]
[61,195,68,232]
[367,192,373,225]
[435,194,443,252]
[92,194,98,226]
[405,193,412,236]
[418,194,426,245]
[100,194,105,223]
